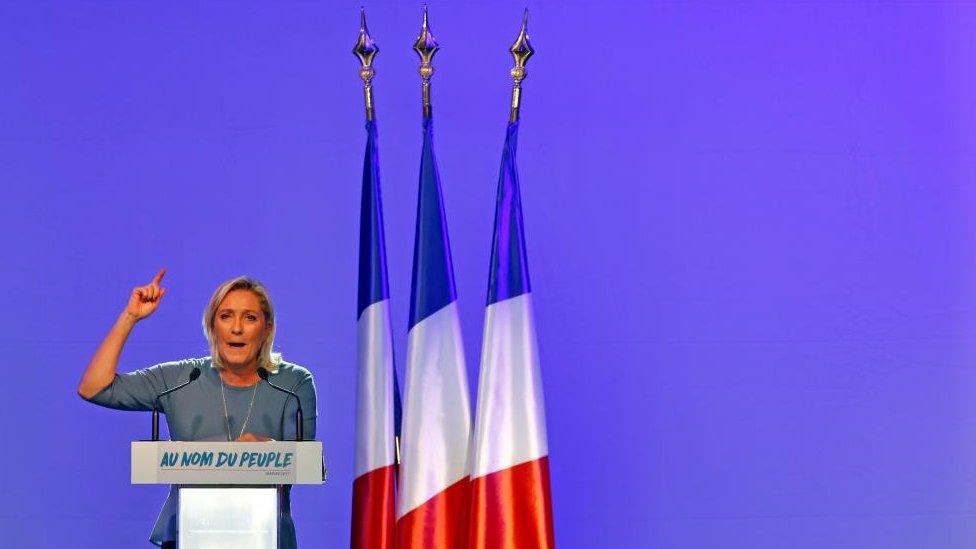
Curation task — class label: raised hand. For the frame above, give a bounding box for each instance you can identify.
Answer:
[125,268,167,321]
[77,268,169,399]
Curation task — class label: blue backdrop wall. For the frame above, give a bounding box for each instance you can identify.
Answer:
[3,1,976,547]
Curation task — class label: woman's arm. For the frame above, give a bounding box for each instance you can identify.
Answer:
[77,269,167,400]
[295,374,318,440]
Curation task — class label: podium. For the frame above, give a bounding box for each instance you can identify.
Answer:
[132,441,325,549]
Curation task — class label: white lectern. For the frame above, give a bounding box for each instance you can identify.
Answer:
[132,441,324,549]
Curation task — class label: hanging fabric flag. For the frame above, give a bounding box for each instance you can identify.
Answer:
[396,8,472,549]
[352,11,401,549]
[468,14,555,549]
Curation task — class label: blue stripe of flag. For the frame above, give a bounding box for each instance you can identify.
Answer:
[357,120,390,318]
[356,119,403,441]
[487,121,531,305]
[408,117,459,329]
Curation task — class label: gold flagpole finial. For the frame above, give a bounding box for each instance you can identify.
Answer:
[413,5,439,119]
[508,9,534,123]
[353,7,379,121]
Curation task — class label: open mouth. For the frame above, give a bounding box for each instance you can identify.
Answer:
[227,342,246,348]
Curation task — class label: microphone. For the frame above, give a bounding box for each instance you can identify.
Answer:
[257,367,304,441]
[151,367,201,441]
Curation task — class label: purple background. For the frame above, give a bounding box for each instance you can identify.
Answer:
[3,1,976,547]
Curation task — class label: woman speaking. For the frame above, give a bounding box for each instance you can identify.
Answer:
[77,269,317,548]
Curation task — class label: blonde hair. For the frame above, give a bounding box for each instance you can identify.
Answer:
[203,276,282,373]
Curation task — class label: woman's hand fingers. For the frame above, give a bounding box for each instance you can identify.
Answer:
[125,271,167,321]
[151,268,166,286]
[147,268,166,302]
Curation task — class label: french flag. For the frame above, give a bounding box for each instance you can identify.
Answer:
[396,116,472,548]
[352,119,400,549]
[467,120,555,548]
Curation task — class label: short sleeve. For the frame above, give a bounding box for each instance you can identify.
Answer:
[280,367,317,441]
[86,361,190,412]
[295,374,317,440]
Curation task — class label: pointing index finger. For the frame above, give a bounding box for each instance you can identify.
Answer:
[151,268,167,286]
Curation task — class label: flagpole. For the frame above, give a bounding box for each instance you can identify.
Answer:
[465,13,554,547]
[353,8,401,468]
[353,8,378,121]
[508,9,534,123]
[413,6,439,118]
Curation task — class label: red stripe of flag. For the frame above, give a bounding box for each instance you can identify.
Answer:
[351,465,396,549]
[469,458,554,549]
[396,477,471,549]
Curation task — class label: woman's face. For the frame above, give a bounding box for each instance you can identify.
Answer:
[213,289,269,370]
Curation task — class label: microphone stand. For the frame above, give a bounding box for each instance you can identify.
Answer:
[151,368,201,441]
[257,367,304,441]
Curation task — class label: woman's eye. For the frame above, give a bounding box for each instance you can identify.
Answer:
[219,314,231,320]
[246,315,258,321]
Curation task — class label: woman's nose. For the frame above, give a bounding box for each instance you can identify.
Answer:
[231,319,244,334]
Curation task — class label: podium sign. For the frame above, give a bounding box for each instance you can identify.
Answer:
[130,441,324,548]
[131,441,325,485]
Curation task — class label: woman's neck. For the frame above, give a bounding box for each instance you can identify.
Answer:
[219,362,260,386]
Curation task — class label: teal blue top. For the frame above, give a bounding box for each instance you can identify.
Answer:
[87,356,317,547]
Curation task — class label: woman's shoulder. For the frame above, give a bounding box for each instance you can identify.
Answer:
[271,361,314,384]
[153,356,213,373]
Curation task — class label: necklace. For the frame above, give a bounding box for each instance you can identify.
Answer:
[220,372,258,442]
